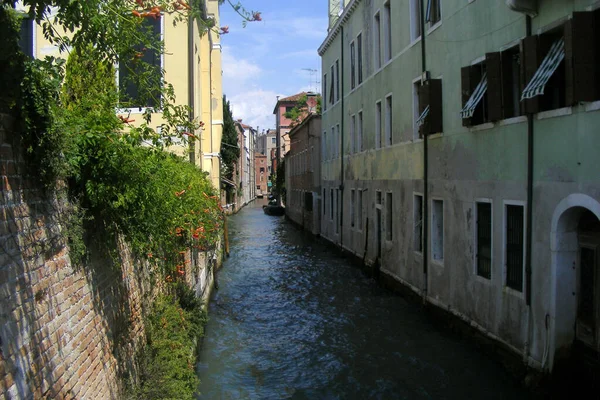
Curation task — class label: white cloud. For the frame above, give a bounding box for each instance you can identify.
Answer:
[228,89,281,130]
[221,47,263,95]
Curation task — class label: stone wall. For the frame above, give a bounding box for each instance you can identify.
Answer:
[0,114,217,399]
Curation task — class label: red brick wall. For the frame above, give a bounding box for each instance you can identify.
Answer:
[0,114,216,399]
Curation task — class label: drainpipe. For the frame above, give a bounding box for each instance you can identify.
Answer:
[524,14,534,365]
[340,26,345,249]
[525,15,533,307]
[420,0,429,298]
[188,15,196,165]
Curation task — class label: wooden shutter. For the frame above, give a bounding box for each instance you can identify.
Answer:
[565,12,597,104]
[521,35,540,114]
[486,52,503,122]
[418,82,428,138]
[461,66,472,126]
[428,79,443,134]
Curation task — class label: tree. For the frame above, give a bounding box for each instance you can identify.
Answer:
[221,96,239,181]
[283,93,322,127]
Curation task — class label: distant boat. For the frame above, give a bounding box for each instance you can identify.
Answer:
[263,204,285,216]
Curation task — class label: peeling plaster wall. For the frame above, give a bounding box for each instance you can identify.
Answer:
[319,0,600,371]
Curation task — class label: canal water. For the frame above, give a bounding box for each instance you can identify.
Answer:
[197,201,530,400]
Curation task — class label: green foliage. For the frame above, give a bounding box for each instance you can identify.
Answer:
[283,94,322,127]
[275,158,286,204]
[134,286,207,400]
[220,95,239,181]
[0,7,25,112]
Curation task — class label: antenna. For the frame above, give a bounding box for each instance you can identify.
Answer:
[301,68,319,93]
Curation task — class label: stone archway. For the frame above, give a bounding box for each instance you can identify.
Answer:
[549,194,600,370]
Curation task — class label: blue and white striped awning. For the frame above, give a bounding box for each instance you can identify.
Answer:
[521,38,565,100]
[460,73,488,119]
[416,105,430,127]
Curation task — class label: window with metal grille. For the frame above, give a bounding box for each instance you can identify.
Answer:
[386,192,393,241]
[476,202,492,279]
[505,204,524,291]
[304,192,313,212]
[357,33,363,84]
[432,199,444,261]
[350,41,356,90]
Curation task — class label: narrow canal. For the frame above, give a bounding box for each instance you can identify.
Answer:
[197,201,530,399]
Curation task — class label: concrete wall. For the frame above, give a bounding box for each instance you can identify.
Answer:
[319,0,600,372]
[0,114,218,398]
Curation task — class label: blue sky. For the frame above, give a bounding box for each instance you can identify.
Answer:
[219,0,328,130]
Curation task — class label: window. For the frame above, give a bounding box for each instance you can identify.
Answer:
[351,189,356,228]
[412,79,421,139]
[410,0,422,42]
[261,159,264,164]
[119,18,162,109]
[18,15,34,57]
[323,73,327,110]
[323,188,326,216]
[376,101,382,148]
[414,195,423,252]
[500,46,523,119]
[336,59,340,102]
[285,106,294,114]
[476,202,492,279]
[330,65,335,104]
[260,167,265,173]
[357,33,363,84]
[271,137,276,144]
[336,124,340,158]
[432,199,444,261]
[357,111,363,152]
[322,131,327,160]
[350,114,356,154]
[358,190,363,230]
[350,41,356,90]
[386,192,393,241]
[426,0,441,27]
[305,192,313,212]
[416,79,443,136]
[384,1,392,63]
[385,95,393,146]
[336,189,341,234]
[331,126,335,159]
[374,11,382,70]
[461,61,491,126]
[330,189,334,221]
[505,204,524,291]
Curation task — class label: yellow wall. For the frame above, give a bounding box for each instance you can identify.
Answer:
[25,3,224,190]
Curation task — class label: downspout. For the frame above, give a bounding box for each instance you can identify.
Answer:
[340,25,345,249]
[524,14,534,365]
[188,15,195,164]
[420,0,429,298]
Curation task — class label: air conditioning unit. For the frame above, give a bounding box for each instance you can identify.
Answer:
[506,0,538,16]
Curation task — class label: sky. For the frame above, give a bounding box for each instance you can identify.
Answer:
[219,0,328,130]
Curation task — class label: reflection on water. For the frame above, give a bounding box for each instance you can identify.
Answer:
[197,201,529,399]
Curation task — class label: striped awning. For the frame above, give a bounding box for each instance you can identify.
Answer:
[521,38,565,100]
[416,105,430,127]
[460,73,487,119]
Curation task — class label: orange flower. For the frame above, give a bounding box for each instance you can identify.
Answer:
[132,10,141,17]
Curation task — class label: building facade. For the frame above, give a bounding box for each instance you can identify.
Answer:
[256,129,277,190]
[17,1,224,190]
[319,0,600,373]
[255,153,268,197]
[285,114,322,235]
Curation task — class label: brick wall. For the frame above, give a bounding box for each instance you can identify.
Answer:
[0,114,217,399]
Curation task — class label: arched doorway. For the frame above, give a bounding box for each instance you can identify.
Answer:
[550,194,600,371]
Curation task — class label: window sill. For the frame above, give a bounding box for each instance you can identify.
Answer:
[474,274,493,285]
[503,285,525,300]
[427,132,443,139]
[584,100,600,112]
[409,36,422,49]
[427,21,442,35]
[469,122,494,132]
[431,259,444,267]
[497,115,527,126]
[536,106,572,120]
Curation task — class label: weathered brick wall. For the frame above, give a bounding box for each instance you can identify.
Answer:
[0,114,218,399]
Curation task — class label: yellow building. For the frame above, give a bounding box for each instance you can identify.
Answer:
[17,1,224,190]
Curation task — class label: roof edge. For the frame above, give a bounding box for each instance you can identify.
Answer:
[318,0,361,56]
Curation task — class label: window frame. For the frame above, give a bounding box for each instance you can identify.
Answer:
[414,193,424,253]
[357,32,364,85]
[385,93,393,146]
[431,198,444,263]
[386,191,393,242]
[374,10,382,70]
[409,0,422,43]
[503,200,526,296]
[117,16,165,114]
[383,0,392,63]
[350,114,356,154]
[475,199,493,281]
[350,40,356,90]
[375,100,382,149]
[357,110,364,152]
